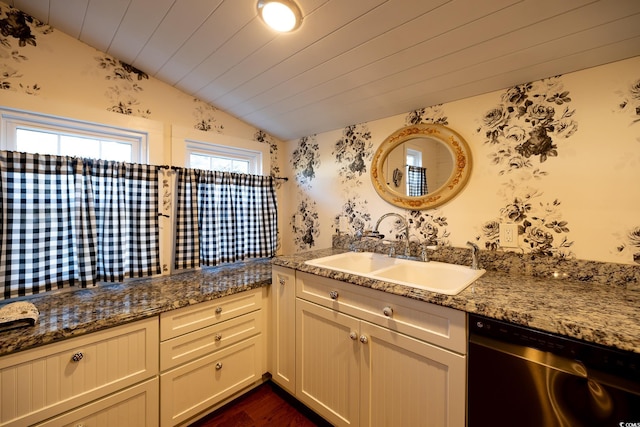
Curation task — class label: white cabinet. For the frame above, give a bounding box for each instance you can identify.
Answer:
[159,287,266,427]
[0,317,159,427]
[34,378,159,427]
[269,265,296,393]
[296,299,361,426]
[360,321,466,427]
[295,271,466,427]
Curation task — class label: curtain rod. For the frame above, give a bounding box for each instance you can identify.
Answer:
[159,165,289,181]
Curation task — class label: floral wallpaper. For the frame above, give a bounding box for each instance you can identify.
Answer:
[96,55,151,118]
[292,135,320,189]
[405,104,449,126]
[615,77,640,263]
[254,129,281,180]
[333,124,373,185]
[290,135,321,249]
[0,4,51,94]
[478,78,578,175]
[332,124,375,234]
[292,195,320,249]
[475,77,577,257]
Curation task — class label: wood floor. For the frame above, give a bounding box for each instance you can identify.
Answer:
[188,381,333,427]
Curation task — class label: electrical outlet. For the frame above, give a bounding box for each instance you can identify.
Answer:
[499,222,518,248]
[339,216,349,232]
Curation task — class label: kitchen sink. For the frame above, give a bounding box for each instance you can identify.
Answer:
[304,251,399,275]
[305,251,485,295]
[371,261,485,294]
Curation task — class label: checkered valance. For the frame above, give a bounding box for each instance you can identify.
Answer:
[0,151,160,299]
[175,169,278,268]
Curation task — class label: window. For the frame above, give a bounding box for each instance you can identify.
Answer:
[1,108,148,162]
[186,140,262,174]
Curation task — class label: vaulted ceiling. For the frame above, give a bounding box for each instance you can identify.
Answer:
[8,0,640,141]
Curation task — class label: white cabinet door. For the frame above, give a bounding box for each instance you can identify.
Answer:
[270,266,296,393]
[296,299,360,427]
[360,321,466,427]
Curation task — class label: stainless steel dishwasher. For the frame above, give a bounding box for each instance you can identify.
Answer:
[468,314,640,427]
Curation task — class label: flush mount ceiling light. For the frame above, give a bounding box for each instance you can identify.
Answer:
[257,0,302,32]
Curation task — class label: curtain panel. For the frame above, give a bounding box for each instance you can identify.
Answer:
[90,160,161,282]
[175,169,278,268]
[0,151,160,299]
[407,165,428,197]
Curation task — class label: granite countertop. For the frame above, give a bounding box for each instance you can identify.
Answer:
[0,258,272,357]
[4,247,639,359]
[273,248,640,355]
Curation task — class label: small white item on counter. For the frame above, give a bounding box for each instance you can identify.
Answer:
[0,301,39,332]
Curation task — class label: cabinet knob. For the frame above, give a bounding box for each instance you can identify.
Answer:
[382,306,393,317]
[359,335,368,344]
[349,331,358,340]
[279,277,286,285]
[215,333,222,341]
[215,307,223,314]
[71,352,84,362]
[329,290,339,300]
[215,362,223,370]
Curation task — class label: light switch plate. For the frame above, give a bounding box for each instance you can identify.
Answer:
[499,222,519,248]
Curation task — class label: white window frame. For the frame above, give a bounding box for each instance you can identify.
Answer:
[186,140,262,175]
[0,108,149,163]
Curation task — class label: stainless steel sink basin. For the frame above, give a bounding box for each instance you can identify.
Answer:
[305,251,485,295]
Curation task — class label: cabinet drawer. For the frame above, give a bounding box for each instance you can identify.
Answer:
[296,272,466,354]
[160,310,262,371]
[160,288,262,341]
[34,378,159,427]
[160,335,263,427]
[0,317,159,427]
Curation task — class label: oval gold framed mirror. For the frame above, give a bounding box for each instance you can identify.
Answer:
[371,124,472,210]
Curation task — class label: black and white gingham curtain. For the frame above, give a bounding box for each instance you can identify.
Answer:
[407,165,428,197]
[0,151,160,299]
[174,168,199,269]
[175,169,277,268]
[90,160,161,282]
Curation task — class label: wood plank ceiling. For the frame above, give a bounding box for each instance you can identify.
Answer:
[8,0,640,141]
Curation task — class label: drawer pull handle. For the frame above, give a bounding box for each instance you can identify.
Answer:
[71,352,84,362]
[215,362,223,370]
[382,306,393,317]
[215,333,222,341]
[349,331,358,340]
[359,335,368,344]
[329,290,339,300]
[215,307,223,314]
[279,277,286,285]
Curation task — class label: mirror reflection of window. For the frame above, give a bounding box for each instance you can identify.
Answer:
[406,148,427,196]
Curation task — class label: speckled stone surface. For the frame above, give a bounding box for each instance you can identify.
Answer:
[0,258,272,357]
[273,246,640,355]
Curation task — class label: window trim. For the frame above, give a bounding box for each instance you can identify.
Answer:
[186,140,262,174]
[0,108,149,163]
[171,125,270,174]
